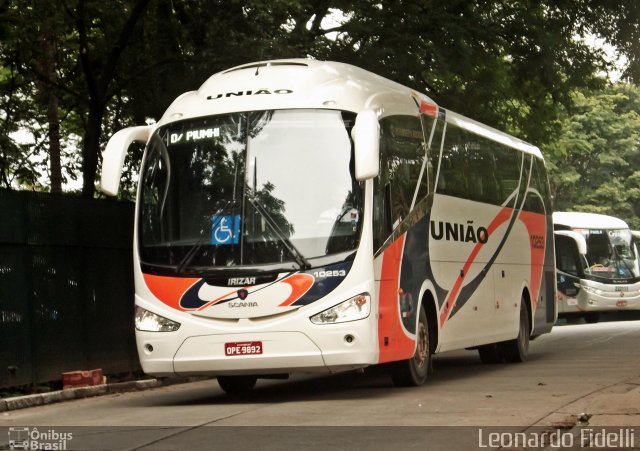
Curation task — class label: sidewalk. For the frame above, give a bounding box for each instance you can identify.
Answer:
[534,375,640,428]
[0,377,201,413]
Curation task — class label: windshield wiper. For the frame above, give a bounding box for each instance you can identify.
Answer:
[245,194,311,270]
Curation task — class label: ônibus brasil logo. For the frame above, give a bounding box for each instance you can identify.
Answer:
[8,427,73,450]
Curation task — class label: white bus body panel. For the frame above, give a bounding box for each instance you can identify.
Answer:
[556,279,640,315]
[553,211,629,230]
[554,211,640,316]
[119,59,554,378]
[428,195,534,352]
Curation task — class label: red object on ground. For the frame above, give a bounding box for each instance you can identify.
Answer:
[62,369,104,389]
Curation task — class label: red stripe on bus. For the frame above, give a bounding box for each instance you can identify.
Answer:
[439,207,514,328]
[519,211,547,310]
[279,273,315,306]
[143,273,200,311]
[420,100,438,118]
[378,235,417,363]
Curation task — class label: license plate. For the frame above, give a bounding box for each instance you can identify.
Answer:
[615,286,629,292]
[567,298,578,306]
[225,341,263,356]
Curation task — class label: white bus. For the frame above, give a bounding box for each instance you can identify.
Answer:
[100,59,556,394]
[554,212,640,323]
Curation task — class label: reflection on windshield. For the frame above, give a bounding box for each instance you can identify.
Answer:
[138,109,363,275]
[580,228,640,280]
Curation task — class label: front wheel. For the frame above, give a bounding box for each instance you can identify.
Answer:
[390,307,431,387]
[584,313,600,324]
[217,375,257,395]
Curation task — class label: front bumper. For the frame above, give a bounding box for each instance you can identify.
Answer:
[136,326,378,377]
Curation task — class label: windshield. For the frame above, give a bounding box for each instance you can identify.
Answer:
[578,228,640,281]
[138,109,363,276]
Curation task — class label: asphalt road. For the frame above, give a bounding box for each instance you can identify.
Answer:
[1,315,639,450]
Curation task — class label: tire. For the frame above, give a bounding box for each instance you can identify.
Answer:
[217,375,257,395]
[584,313,600,324]
[478,343,503,364]
[499,298,530,363]
[391,307,431,387]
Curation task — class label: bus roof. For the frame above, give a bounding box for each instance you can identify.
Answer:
[158,58,541,158]
[553,211,630,230]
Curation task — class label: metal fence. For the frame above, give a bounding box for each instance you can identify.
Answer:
[0,189,140,389]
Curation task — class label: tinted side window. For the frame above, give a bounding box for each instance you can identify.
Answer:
[373,115,428,251]
[437,125,470,199]
[524,156,547,214]
[493,144,521,205]
[436,124,509,206]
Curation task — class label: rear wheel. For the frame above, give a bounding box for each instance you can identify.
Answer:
[217,375,257,395]
[390,307,431,387]
[498,298,530,363]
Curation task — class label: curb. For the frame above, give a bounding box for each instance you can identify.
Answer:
[0,378,202,413]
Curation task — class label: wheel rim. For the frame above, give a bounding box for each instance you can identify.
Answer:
[414,321,428,369]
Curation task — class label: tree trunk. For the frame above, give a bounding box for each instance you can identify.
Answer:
[41,31,62,194]
[47,91,62,193]
[81,106,103,199]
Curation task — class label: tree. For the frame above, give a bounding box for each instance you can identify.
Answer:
[1,0,63,191]
[2,0,640,197]
[545,83,640,228]
[66,0,153,198]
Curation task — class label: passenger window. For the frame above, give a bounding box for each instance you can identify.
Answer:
[494,145,521,205]
[523,157,547,214]
[379,115,425,225]
[437,126,469,199]
[436,124,501,205]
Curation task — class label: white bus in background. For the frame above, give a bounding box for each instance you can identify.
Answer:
[100,59,556,394]
[554,212,640,323]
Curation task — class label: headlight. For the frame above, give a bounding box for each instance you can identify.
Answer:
[310,293,370,325]
[135,306,181,332]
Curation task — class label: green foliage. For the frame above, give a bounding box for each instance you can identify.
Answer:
[544,83,640,228]
[1,0,640,204]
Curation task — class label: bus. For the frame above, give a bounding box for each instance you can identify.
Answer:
[554,212,640,323]
[100,59,556,394]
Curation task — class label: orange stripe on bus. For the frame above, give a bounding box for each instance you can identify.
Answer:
[143,273,200,311]
[279,273,315,306]
[378,235,416,363]
[439,207,514,328]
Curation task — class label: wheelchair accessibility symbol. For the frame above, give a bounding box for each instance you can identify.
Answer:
[211,215,240,245]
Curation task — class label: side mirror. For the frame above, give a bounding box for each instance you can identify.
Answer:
[100,125,153,196]
[351,110,380,181]
[555,230,587,255]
